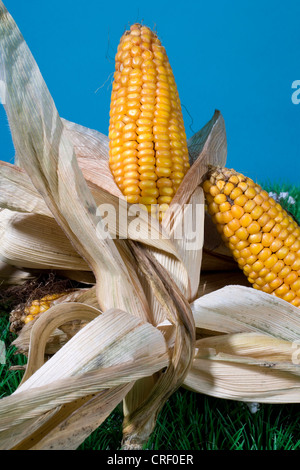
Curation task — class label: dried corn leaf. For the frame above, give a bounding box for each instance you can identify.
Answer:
[0,209,90,271]
[184,332,300,402]
[0,304,168,448]
[0,260,33,287]
[122,241,195,448]
[191,285,300,341]
[0,162,52,217]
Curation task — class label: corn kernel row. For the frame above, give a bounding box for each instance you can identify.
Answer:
[202,167,300,307]
[23,293,69,324]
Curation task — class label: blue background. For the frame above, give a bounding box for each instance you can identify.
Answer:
[0,0,299,185]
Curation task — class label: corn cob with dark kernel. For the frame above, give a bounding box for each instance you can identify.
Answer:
[108,23,190,218]
[202,167,300,307]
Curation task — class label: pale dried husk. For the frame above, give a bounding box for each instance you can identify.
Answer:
[0,304,169,450]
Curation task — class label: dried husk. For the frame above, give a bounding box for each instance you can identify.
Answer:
[0,305,169,449]
[185,332,300,403]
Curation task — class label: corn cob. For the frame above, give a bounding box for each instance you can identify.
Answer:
[202,167,300,307]
[23,292,69,324]
[108,23,190,218]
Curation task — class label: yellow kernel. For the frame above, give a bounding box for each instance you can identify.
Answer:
[274,283,290,297]
[230,187,243,200]
[229,235,240,245]
[29,305,40,315]
[253,194,264,206]
[219,201,232,212]
[278,266,291,279]
[224,182,235,195]
[291,298,300,307]
[126,195,140,204]
[139,180,156,190]
[140,172,157,181]
[269,277,283,290]
[209,185,220,197]
[291,258,300,271]
[258,267,269,278]
[239,213,253,227]
[124,185,140,196]
[243,200,256,213]
[159,187,174,197]
[250,243,263,255]
[253,277,266,287]
[285,271,298,285]
[258,247,272,261]
[291,240,300,252]
[141,188,159,198]
[203,180,212,193]
[214,193,227,205]
[235,240,249,250]
[291,279,300,292]
[227,218,241,232]
[257,213,271,227]
[216,180,226,191]
[284,252,296,266]
[221,211,234,224]
[245,255,257,265]
[244,187,257,199]
[282,291,296,302]
[235,227,249,241]
[208,202,219,215]
[248,232,262,243]
[273,260,285,274]
[261,283,272,294]
[229,174,240,184]
[156,167,171,177]
[24,315,35,324]
[284,234,296,247]
[158,196,172,204]
[231,205,245,219]
[264,254,278,269]
[240,247,252,259]
[251,205,264,220]
[223,225,235,238]
[156,157,172,168]
[276,246,290,260]
[252,260,264,272]
[247,221,261,234]
[270,239,283,253]
[261,233,274,247]
[265,272,277,283]
[139,196,158,205]
[262,219,276,233]
[234,194,248,207]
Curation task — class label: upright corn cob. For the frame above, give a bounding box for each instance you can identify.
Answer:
[108,23,190,218]
[202,167,300,307]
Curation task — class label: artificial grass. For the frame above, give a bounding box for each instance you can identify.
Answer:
[0,182,300,450]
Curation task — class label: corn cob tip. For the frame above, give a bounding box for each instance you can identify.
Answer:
[202,166,300,307]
